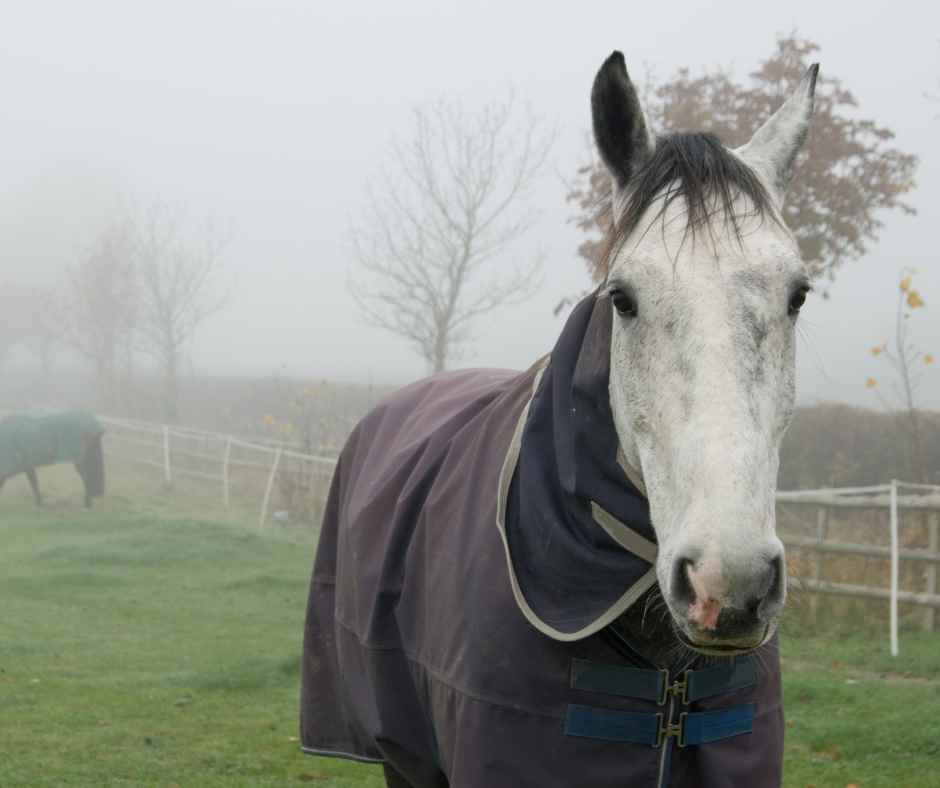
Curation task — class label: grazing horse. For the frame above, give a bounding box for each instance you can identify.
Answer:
[0,411,106,508]
[301,52,818,787]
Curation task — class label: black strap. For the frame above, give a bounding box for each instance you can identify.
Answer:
[564,704,660,747]
[685,657,758,702]
[680,704,756,746]
[564,703,756,748]
[571,654,757,706]
[570,658,665,703]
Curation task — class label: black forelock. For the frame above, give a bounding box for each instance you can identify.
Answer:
[604,132,777,270]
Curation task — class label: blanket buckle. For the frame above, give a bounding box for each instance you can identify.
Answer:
[658,671,689,706]
[656,712,688,748]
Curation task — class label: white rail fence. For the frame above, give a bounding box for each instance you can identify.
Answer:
[776,481,940,656]
[96,415,939,655]
[99,416,338,528]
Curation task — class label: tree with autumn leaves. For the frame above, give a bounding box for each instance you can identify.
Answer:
[867,272,935,483]
[567,33,918,286]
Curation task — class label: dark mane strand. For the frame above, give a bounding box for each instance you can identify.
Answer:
[601,132,777,275]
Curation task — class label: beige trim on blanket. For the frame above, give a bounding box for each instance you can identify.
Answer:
[495,359,658,643]
[590,501,658,564]
[616,447,647,497]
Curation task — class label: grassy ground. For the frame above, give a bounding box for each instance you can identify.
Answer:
[2,468,939,787]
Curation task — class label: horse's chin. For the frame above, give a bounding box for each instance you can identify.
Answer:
[675,621,775,658]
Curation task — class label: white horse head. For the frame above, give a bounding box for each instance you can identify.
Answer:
[592,52,818,653]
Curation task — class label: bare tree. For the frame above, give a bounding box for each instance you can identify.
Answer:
[63,224,138,411]
[350,94,554,372]
[0,280,30,373]
[133,203,228,422]
[22,285,65,397]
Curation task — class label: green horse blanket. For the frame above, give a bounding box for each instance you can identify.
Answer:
[0,411,105,499]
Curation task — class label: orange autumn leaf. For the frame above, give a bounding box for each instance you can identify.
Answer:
[866,378,878,388]
[870,344,884,356]
[925,354,935,365]
[907,289,925,309]
[899,275,911,292]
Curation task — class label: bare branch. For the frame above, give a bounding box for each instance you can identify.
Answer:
[131,201,231,421]
[61,223,139,410]
[349,92,555,372]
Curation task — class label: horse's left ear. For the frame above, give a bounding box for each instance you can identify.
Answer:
[735,64,819,200]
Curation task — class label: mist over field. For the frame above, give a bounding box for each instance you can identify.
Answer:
[0,0,937,417]
[3,7,940,788]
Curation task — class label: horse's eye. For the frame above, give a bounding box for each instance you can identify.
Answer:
[610,288,637,318]
[788,286,809,316]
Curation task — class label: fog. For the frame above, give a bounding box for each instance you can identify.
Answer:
[1,0,938,406]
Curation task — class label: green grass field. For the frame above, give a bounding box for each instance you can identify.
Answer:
[2,468,939,787]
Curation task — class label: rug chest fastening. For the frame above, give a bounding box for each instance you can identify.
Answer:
[565,655,758,749]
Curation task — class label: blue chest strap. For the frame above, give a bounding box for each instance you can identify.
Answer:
[565,654,758,748]
[565,703,756,748]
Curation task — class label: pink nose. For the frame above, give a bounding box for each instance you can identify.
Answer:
[684,558,725,630]
[672,553,784,638]
[688,596,723,631]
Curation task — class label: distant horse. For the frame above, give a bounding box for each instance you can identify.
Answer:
[301,52,819,787]
[0,411,105,508]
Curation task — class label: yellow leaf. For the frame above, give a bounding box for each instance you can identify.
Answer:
[866,378,878,388]
[925,354,935,365]
[900,275,911,292]
[907,290,925,309]
[870,345,883,356]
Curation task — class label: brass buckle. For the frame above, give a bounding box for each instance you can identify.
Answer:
[657,669,670,705]
[672,675,689,705]
[658,671,689,706]
[656,712,688,748]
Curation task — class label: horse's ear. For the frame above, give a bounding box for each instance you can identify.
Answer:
[591,51,655,193]
[735,64,819,200]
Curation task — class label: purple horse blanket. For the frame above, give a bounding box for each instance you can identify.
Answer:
[300,295,783,787]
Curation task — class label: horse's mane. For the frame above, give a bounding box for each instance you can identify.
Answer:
[601,131,777,273]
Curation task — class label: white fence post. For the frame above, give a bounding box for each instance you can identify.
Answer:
[927,512,939,632]
[162,426,172,487]
[259,448,282,529]
[222,437,232,508]
[890,478,899,657]
[811,506,828,623]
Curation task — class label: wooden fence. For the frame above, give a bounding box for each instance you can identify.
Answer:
[72,414,940,655]
[776,481,940,655]
[99,415,338,527]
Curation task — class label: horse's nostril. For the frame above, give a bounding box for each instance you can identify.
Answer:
[671,555,696,606]
[768,555,782,595]
[757,554,785,615]
[742,555,784,620]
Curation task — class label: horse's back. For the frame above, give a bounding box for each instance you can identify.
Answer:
[301,367,535,772]
[300,366,784,787]
[0,411,104,490]
[302,364,675,785]
[310,367,525,647]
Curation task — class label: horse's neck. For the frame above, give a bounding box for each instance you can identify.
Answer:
[615,586,691,671]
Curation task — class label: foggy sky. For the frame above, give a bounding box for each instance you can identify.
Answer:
[1,1,938,408]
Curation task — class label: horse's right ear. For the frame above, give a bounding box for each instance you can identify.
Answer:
[591,51,655,192]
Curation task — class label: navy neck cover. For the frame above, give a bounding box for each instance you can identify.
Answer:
[504,291,656,638]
